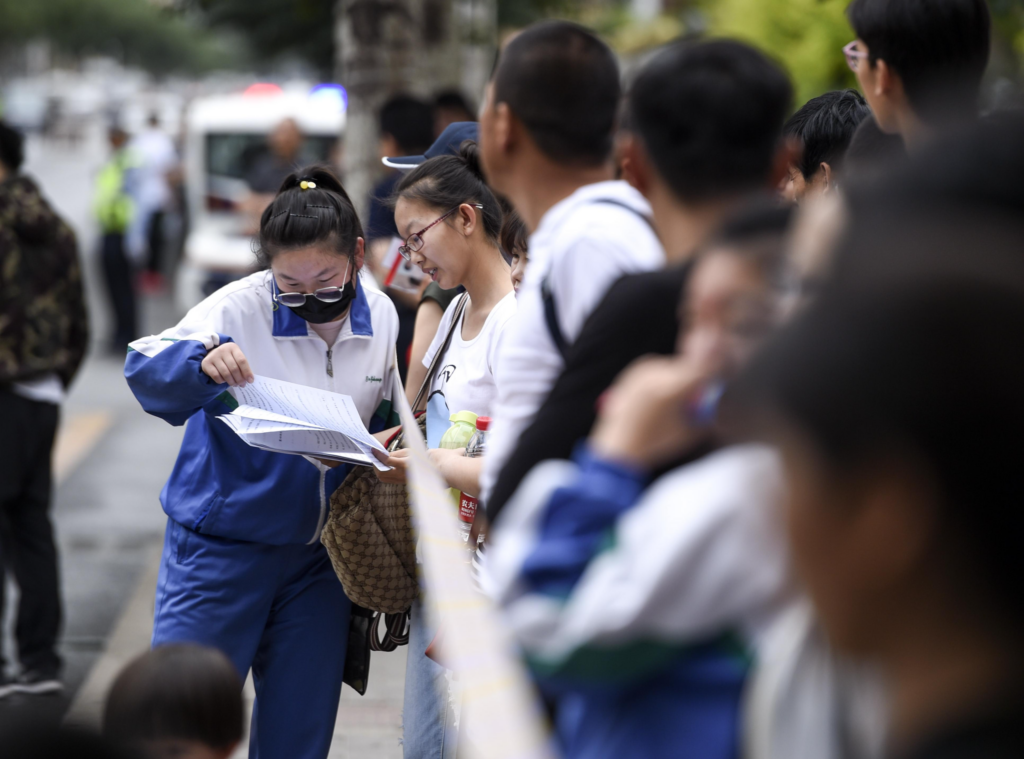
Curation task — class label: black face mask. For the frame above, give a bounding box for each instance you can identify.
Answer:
[286,281,356,324]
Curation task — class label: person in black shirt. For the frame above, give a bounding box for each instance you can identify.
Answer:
[486,39,794,522]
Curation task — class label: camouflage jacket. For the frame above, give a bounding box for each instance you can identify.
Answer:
[0,175,89,388]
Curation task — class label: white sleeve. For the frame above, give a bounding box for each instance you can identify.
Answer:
[549,219,662,341]
[486,446,795,662]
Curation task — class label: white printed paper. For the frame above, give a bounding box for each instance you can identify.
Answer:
[220,375,389,470]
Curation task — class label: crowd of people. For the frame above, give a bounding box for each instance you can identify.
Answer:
[3,0,1024,756]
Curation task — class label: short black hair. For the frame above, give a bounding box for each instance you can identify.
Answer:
[379,95,435,154]
[704,198,794,288]
[843,111,1024,232]
[493,20,620,167]
[784,89,871,180]
[0,120,25,173]
[434,90,476,119]
[256,164,364,268]
[627,39,793,203]
[500,208,528,257]
[847,0,991,122]
[842,115,908,184]
[103,644,244,751]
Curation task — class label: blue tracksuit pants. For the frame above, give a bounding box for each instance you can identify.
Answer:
[153,518,351,759]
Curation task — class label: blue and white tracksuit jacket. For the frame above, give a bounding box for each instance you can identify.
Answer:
[125,270,400,759]
[483,444,795,759]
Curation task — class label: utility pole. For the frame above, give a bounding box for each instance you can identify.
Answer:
[335,0,495,221]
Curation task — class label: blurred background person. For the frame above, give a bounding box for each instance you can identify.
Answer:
[732,113,1024,759]
[478,20,665,510]
[841,116,909,185]
[103,644,243,759]
[0,120,88,700]
[94,125,138,354]
[244,117,307,196]
[240,118,310,234]
[486,204,799,759]
[433,90,477,137]
[129,113,177,295]
[365,94,435,382]
[781,89,870,203]
[843,0,991,151]
[485,38,794,524]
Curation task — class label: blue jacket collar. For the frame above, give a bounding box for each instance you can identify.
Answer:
[270,274,374,338]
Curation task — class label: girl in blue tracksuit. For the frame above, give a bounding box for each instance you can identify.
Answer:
[125,167,400,759]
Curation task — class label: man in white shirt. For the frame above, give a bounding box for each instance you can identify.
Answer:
[128,113,177,289]
[478,21,664,504]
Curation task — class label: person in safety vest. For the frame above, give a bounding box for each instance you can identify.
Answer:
[95,125,138,352]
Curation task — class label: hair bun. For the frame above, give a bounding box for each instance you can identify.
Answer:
[277,164,354,208]
[457,140,487,182]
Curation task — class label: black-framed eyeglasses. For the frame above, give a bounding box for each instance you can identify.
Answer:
[398,204,484,261]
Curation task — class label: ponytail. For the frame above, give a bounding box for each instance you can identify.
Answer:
[255,164,364,269]
[393,140,503,243]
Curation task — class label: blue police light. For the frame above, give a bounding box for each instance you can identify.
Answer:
[310,84,348,112]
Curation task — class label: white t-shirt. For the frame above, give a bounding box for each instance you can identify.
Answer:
[480,180,665,502]
[422,291,517,448]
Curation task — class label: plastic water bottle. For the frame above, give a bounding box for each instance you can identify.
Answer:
[459,416,489,546]
[439,411,478,505]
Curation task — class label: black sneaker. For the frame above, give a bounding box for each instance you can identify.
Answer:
[9,670,63,696]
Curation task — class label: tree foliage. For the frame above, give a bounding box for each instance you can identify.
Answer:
[0,0,232,75]
[182,0,335,77]
[704,0,855,106]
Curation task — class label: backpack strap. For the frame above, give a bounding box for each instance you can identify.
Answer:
[539,199,657,360]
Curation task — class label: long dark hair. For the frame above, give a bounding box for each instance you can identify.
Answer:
[393,140,503,244]
[256,164,363,269]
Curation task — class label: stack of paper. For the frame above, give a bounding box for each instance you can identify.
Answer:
[217,375,390,470]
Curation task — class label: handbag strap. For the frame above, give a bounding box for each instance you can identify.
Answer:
[411,293,469,414]
[369,610,411,651]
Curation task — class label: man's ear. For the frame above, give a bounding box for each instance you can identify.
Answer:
[820,162,834,192]
[495,102,515,155]
[618,132,651,196]
[770,137,803,190]
[874,58,896,98]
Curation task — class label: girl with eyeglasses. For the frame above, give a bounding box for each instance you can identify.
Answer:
[374,140,516,759]
[124,166,401,759]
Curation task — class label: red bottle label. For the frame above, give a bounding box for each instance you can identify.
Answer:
[459,493,478,523]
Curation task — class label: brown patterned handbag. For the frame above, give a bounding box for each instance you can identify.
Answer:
[321,294,468,615]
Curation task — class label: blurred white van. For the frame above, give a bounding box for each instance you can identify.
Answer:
[177,85,346,312]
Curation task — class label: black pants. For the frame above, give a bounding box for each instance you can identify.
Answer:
[0,390,62,676]
[146,210,165,275]
[100,232,137,350]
